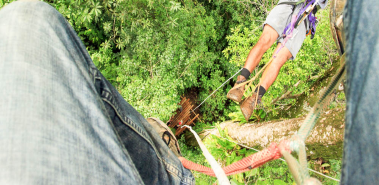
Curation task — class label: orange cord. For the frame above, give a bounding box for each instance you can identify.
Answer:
[180,140,291,176]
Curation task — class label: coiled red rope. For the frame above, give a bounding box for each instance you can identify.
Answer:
[180,140,291,177]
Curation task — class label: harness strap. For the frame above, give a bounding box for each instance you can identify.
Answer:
[277,0,306,6]
[282,0,319,39]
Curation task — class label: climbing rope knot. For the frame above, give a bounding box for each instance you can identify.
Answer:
[268,142,282,160]
[289,134,305,153]
[278,139,292,155]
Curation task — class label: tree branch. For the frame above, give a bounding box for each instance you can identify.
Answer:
[271,80,302,104]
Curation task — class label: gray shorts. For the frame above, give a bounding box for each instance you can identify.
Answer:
[263,4,309,60]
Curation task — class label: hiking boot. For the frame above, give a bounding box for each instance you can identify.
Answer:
[227,76,247,103]
[240,92,262,121]
[146,117,182,157]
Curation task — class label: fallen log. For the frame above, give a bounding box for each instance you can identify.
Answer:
[185,107,345,160]
[204,108,344,147]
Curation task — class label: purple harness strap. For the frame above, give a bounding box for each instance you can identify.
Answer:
[275,0,317,56]
[283,0,317,38]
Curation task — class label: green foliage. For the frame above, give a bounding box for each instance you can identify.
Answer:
[337,91,345,100]
[202,124,295,184]
[328,91,345,109]
[228,106,249,124]
[1,0,337,122]
[198,125,341,184]
[17,0,271,122]
[228,106,267,124]
[1,1,343,183]
[309,159,342,185]
[38,0,216,121]
[0,0,15,7]
[254,160,294,184]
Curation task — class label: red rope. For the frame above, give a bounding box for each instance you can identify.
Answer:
[180,140,291,177]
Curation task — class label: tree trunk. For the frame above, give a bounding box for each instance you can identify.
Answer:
[204,107,344,147]
[274,56,345,119]
[186,107,345,160]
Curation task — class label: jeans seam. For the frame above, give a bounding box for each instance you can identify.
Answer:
[162,158,195,185]
[91,66,190,184]
[102,98,162,151]
[100,90,149,137]
[99,105,145,182]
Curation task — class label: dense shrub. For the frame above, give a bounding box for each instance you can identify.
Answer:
[0,0,337,122]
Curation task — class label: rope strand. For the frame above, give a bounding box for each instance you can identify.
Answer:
[192,68,243,112]
[215,135,340,182]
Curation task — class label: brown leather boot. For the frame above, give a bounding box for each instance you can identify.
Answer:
[227,76,246,103]
[240,92,262,121]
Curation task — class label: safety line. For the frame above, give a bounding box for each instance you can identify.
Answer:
[215,134,340,182]
[183,126,230,185]
[192,68,243,112]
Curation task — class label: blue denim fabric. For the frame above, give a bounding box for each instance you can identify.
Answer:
[341,0,379,184]
[0,1,194,184]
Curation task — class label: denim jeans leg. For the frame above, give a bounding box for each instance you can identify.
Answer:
[0,1,194,184]
[341,0,379,184]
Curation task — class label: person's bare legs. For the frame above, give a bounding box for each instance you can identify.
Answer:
[243,25,279,73]
[227,25,280,102]
[240,43,292,121]
[235,25,280,82]
[260,43,293,90]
